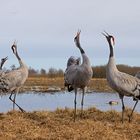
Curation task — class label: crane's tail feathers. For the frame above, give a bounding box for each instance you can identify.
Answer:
[64,82,74,92]
[68,85,74,92]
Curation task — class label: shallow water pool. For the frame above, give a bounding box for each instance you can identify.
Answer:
[0,92,140,113]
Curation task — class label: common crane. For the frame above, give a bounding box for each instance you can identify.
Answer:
[102,31,140,123]
[64,31,93,121]
[0,42,28,112]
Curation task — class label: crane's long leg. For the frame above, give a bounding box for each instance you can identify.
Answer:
[81,88,85,118]
[128,100,138,122]
[74,88,77,122]
[9,89,25,112]
[13,93,16,110]
[120,96,125,123]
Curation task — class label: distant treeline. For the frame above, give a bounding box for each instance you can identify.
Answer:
[28,67,64,78]
[28,65,140,78]
[92,65,140,78]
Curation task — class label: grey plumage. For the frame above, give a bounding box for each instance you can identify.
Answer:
[67,56,81,67]
[64,31,93,121]
[135,71,140,79]
[103,31,140,123]
[0,42,28,112]
[64,56,81,91]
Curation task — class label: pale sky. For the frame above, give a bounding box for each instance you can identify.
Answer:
[0,0,140,71]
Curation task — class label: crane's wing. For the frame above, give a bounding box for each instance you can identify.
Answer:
[64,65,81,85]
[0,69,25,92]
[65,56,81,90]
[114,71,140,97]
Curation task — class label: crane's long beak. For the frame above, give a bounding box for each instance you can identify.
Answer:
[102,31,110,37]
[104,30,109,36]
[4,56,8,61]
[102,32,107,37]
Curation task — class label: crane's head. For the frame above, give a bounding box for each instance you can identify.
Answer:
[1,56,8,68]
[102,31,115,47]
[74,30,81,47]
[11,41,17,54]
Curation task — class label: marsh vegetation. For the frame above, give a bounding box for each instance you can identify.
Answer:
[21,77,112,93]
[0,108,140,140]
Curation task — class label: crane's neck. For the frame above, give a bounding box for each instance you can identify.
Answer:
[81,53,91,66]
[76,40,85,54]
[109,41,114,57]
[108,57,117,69]
[107,43,118,72]
[0,65,2,70]
[15,50,27,69]
[0,60,6,70]
[16,51,21,62]
[76,41,91,66]
[0,62,3,70]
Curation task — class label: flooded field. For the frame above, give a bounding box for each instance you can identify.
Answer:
[0,92,140,113]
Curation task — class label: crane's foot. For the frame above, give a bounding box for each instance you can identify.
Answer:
[68,85,74,92]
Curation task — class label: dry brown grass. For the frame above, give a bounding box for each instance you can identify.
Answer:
[0,108,140,140]
[22,77,113,93]
[89,78,113,92]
